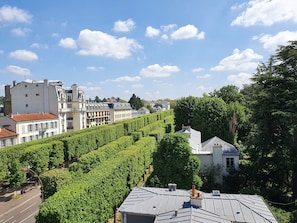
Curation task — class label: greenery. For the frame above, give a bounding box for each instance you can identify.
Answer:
[147,133,202,189]
[128,93,144,110]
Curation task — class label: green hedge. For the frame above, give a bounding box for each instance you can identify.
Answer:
[36,137,157,223]
[41,169,73,199]
[69,136,134,173]
[0,110,173,182]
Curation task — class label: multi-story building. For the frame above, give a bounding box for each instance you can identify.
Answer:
[3,80,86,133]
[0,113,59,144]
[107,102,132,123]
[85,102,110,127]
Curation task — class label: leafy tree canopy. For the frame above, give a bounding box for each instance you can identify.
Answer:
[148,133,202,189]
[128,93,144,110]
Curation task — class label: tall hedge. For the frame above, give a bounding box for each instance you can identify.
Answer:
[36,137,157,223]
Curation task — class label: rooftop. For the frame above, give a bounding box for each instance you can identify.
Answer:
[9,113,58,122]
[118,186,278,223]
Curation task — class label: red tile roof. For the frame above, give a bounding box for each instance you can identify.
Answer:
[0,128,17,138]
[10,113,58,122]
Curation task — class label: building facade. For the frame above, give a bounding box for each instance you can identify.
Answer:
[177,126,239,184]
[0,113,59,144]
[0,127,18,148]
[107,102,132,123]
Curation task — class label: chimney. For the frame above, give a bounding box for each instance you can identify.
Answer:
[168,183,177,191]
[190,185,202,208]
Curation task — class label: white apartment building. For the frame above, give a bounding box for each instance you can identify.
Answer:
[0,113,59,144]
[107,102,132,123]
[85,102,110,127]
[4,80,86,133]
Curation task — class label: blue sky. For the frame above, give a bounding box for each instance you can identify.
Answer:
[0,0,296,101]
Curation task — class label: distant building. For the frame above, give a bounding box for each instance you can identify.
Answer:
[0,127,18,148]
[85,102,110,127]
[0,113,59,144]
[177,125,239,184]
[107,102,132,123]
[118,186,278,223]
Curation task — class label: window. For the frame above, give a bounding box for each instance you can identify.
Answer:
[26,104,28,107]
[36,93,40,96]
[226,158,234,168]
[25,94,28,97]
[28,124,32,132]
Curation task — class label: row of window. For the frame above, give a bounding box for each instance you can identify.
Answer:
[0,138,15,148]
[21,131,56,143]
[25,122,58,133]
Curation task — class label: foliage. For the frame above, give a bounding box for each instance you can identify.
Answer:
[7,160,26,188]
[243,41,297,202]
[199,164,222,192]
[128,93,144,110]
[174,96,199,131]
[148,133,202,189]
[193,96,230,142]
[41,169,73,199]
[36,137,157,223]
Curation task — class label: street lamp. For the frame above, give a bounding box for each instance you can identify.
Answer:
[21,167,44,202]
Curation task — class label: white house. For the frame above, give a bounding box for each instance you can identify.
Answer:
[118,186,278,223]
[177,126,239,184]
[0,113,59,144]
[0,127,18,148]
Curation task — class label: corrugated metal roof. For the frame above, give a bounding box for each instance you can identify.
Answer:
[118,187,278,223]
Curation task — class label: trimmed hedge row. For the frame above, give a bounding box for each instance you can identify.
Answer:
[0,110,173,182]
[36,137,156,223]
[68,136,134,173]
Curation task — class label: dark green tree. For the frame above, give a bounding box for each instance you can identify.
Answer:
[128,93,144,110]
[174,96,199,131]
[7,160,26,188]
[245,41,297,201]
[193,96,230,142]
[148,133,202,189]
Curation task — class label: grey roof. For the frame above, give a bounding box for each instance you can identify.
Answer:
[118,187,278,223]
[201,136,239,156]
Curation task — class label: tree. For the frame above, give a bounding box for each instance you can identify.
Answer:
[7,160,26,188]
[245,41,297,201]
[148,133,202,189]
[128,93,144,110]
[193,96,230,142]
[174,96,199,131]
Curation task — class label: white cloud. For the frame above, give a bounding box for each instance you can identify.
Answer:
[196,74,211,79]
[161,24,177,32]
[0,50,3,54]
[171,24,205,40]
[192,67,204,72]
[112,76,141,82]
[132,84,144,88]
[211,48,262,71]
[231,0,297,27]
[255,30,297,51]
[9,50,38,61]
[228,72,252,87]
[113,19,135,32]
[196,85,207,91]
[76,29,142,59]
[52,33,59,38]
[86,66,104,71]
[0,5,32,23]
[11,27,31,36]
[6,65,31,75]
[31,43,48,49]
[59,37,77,49]
[140,64,180,78]
[145,26,160,38]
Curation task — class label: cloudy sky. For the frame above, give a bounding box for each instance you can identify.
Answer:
[0,0,296,100]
